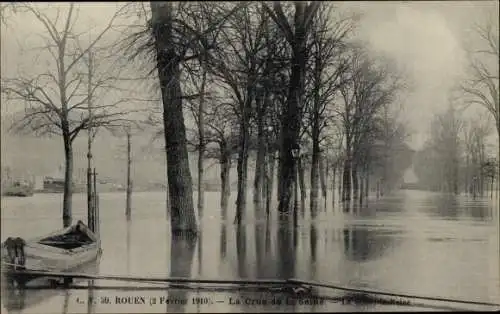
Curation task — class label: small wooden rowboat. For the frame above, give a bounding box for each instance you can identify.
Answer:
[1,220,101,286]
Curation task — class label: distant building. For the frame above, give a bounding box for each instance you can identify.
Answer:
[34,176,44,190]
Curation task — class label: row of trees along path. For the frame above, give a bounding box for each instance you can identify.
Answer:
[2,2,496,237]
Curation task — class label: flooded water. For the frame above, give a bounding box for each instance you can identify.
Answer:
[1,190,499,313]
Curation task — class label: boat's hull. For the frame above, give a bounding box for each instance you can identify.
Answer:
[1,258,100,312]
[1,221,101,286]
[22,241,100,272]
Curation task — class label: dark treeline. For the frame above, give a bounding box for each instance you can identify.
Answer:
[126,1,414,235]
[414,106,497,198]
[1,2,415,234]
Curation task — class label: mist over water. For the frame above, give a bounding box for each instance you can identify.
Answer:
[1,190,499,313]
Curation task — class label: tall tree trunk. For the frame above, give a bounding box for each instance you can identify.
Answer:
[151,2,197,235]
[332,165,336,207]
[310,59,321,214]
[464,165,468,196]
[87,133,93,226]
[342,156,351,202]
[254,93,265,217]
[352,162,359,201]
[364,169,369,200]
[262,152,268,205]
[310,139,320,216]
[453,157,459,195]
[165,161,171,217]
[126,132,132,219]
[197,63,207,220]
[277,9,307,221]
[337,164,342,201]
[376,179,380,199]
[298,156,306,216]
[359,172,364,205]
[220,147,231,221]
[277,150,283,201]
[491,176,494,199]
[266,151,276,219]
[86,50,93,225]
[63,136,73,228]
[235,94,252,224]
[319,154,327,201]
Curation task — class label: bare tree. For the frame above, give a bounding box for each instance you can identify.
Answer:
[206,3,270,224]
[143,2,244,234]
[304,4,353,216]
[2,3,132,227]
[263,1,321,221]
[203,101,239,219]
[183,58,210,221]
[337,46,402,202]
[462,15,499,185]
[462,113,493,197]
[414,105,463,194]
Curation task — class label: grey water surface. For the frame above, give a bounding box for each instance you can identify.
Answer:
[1,190,499,313]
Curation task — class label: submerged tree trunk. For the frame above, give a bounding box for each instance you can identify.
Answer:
[342,156,352,202]
[319,154,327,201]
[364,171,369,200]
[266,151,276,219]
[277,17,308,221]
[197,65,207,220]
[254,93,265,217]
[126,132,132,219]
[235,94,252,224]
[220,145,231,220]
[332,165,336,207]
[376,179,381,199]
[87,134,93,225]
[352,166,359,201]
[310,140,320,217]
[151,2,197,235]
[298,156,306,215]
[337,164,342,201]
[277,150,283,201]
[63,136,74,228]
[490,176,494,199]
[359,172,364,205]
[167,233,197,313]
[86,52,93,226]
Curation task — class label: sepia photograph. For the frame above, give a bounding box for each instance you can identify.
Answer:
[0,1,499,313]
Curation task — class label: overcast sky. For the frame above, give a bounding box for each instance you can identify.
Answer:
[1,1,499,151]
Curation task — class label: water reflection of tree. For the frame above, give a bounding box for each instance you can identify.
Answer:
[310,224,318,272]
[167,233,197,313]
[126,220,132,274]
[236,224,248,278]
[2,280,26,313]
[425,194,460,219]
[423,194,493,221]
[86,279,96,314]
[343,225,397,262]
[196,228,204,314]
[219,223,227,261]
[276,224,296,279]
[197,228,204,276]
[254,222,276,279]
[462,202,492,221]
[255,223,266,278]
[62,289,70,314]
[86,261,100,314]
